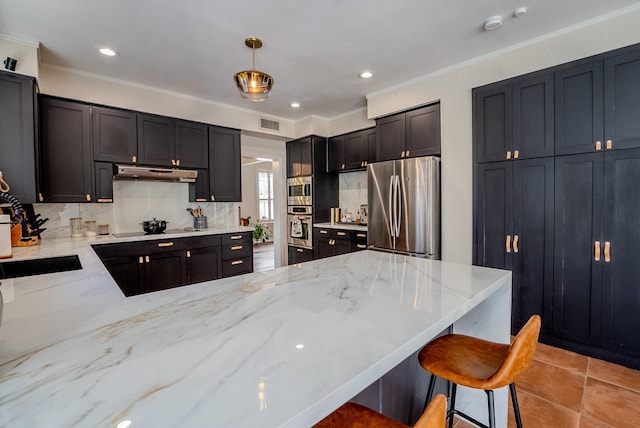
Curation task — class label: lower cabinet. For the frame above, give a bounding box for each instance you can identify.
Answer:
[93,232,252,296]
[313,227,367,260]
[288,246,313,265]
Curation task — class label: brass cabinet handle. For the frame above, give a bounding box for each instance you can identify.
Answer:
[604,241,611,262]
[145,255,150,263]
[357,244,367,249]
[329,239,335,245]
[171,159,176,166]
[132,156,137,163]
[319,230,328,234]
[401,151,405,157]
[97,198,113,203]
[296,248,303,253]
[85,194,92,202]
[195,198,207,202]
[176,159,181,166]
[595,141,602,151]
[364,161,367,166]
[158,242,174,247]
[406,150,410,157]
[341,163,345,169]
[606,139,613,150]
[360,161,364,167]
[231,260,243,266]
[210,195,216,201]
[230,235,243,240]
[514,150,519,159]
[186,250,191,258]
[337,231,346,236]
[506,150,512,160]
[356,233,366,238]
[38,192,44,202]
[513,235,519,253]
[506,235,512,253]
[594,241,601,261]
[138,256,144,264]
[231,245,243,250]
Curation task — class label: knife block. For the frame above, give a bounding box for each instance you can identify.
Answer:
[11,224,39,247]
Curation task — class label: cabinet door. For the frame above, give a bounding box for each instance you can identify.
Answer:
[365,127,377,164]
[345,132,366,169]
[327,135,346,172]
[512,158,554,333]
[475,162,513,270]
[144,250,186,293]
[39,97,93,203]
[314,229,334,259]
[0,73,36,203]
[288,246,313,264]
[286,140,299,177]
[209,126,241,202]
[92,106,137,163]
[187,246,222,284]
[604,50,640,151]
[299,137,312,176]
[554,62,604,155]
[601,148,640,355]
[474,83,512,163]
[513,73,554,159]
[189,169,209,202]
[175,120,208,169]
[102,256,143,297]
[94,162,113,203]
[137,113,176,166]
[553,153,603,345]
[376,113,405,162]
[406,104,440,157]
[333,238,352,256]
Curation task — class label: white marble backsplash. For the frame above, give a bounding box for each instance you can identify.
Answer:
[33,181,239,238]
[338,170,367,218]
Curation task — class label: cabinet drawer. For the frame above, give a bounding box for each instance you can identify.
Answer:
[220,232,252,245]
[354,231,367,243]
[222,242,252,260]
[222,256,253,277]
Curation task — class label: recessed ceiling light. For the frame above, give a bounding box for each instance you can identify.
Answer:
[290,102,300,108]
[513,7,527,18]
[483,16,503,31]
[99,48,117,56]
[296,344,304,349]
[359,71,373,79]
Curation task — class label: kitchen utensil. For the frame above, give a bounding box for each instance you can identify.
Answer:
[29,228,46,237]
[70,218,83,238]
[141,218,168,234]
[359,204,368,225]
[186,208,195,217]
[194,216,207,230]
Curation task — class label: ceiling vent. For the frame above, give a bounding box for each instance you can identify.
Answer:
[260,118,280,131]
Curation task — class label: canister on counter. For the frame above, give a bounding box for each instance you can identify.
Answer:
[0,214,12,258]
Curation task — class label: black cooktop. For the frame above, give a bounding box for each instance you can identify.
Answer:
[112,228,203,238]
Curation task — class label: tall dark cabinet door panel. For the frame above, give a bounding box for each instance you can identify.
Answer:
[137,114,175,166]
[144,251,186,293]
[601,149,640,354]
[474,84,512,163]
[94,162,114,202]
[554,63,604,155]
[40,98,93,203]
[376,114,405,162]
[327,135,345,172]
[475,162,512,270]
[553,153,603,344]
[345,133,366,169]
[604,51,640,151]
[209,127,241,202]
[512,158,554,332]
[298,137,312,176]
[406,104,440,157]
[513,73,554,159]
[175,120,208,169]
[92,106,137,163]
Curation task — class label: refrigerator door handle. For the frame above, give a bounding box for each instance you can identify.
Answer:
[389,175,395,238]
[395,174,402,237]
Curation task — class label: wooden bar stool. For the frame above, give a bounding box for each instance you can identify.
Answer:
[314,393,447,428]
[418,315,541,428]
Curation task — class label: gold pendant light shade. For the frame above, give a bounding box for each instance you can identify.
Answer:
[234,38,274,102]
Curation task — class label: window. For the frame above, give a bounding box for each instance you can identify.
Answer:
[257,170,274,220]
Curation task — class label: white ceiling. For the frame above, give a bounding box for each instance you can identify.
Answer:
[2,0,640,121]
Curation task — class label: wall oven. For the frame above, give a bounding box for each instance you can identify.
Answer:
[287,205,313,249]
[287,176,312,206]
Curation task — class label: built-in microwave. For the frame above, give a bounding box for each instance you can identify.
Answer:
[287,176,312,206]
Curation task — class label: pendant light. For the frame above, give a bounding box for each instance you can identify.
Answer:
[233,37,274,102]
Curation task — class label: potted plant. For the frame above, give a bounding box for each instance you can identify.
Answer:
[251,218,270,243]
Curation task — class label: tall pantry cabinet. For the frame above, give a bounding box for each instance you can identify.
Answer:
[473,43,640,369]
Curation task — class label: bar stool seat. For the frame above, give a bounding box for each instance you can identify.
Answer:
[314,393,447,428]
[418,315,541,428]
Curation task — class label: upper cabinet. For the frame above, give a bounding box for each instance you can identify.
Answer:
[92,106,137,164]
[555,48,640,155]
[208,126,241,202]
[287,137,312,177]
[376,104,440,162]
[175,120,208,169]
[474,71,554,163]
[327,127,376,172]
[39,97,93,203]
[0,72,36,203]
[137,113,176,167]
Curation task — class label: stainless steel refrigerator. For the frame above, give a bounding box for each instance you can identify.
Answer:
[367,156,440,259]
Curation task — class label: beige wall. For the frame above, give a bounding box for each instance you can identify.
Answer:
[367,7,640,264]
[0,35,39,79]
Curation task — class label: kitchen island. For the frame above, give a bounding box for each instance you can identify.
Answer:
[0,235,511,427]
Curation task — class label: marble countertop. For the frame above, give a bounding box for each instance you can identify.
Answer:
[313,222,368,231]
[0,235,510,427]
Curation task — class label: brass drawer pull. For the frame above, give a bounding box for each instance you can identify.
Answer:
[606,139,613,150]
[337,232,346,236]
[296,248,304,253]
[132,156,137,163]
[186,250,191,258]
[513,235,519,253]
[319,230,328,234]
[356,233,366,238]
[595,141,602,151]
[138,256,144,264]
[195,198,207,202]
[145,255,150,263]
[231,245,243,250]
[506,235,512,253]
[230,235,242,240]
[158,242,174,247]
[514,150,519,159]
[357,244,367,249]
[506,150,512,159]
[97,198,113,203]
[594,241,601,261]
[231,260,243,266]
[604,241,611,263]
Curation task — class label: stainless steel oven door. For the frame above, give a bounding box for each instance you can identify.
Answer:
[287,176,312,206]
[287,212,313,248]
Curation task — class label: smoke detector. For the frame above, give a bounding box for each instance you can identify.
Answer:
[484,16,503,31]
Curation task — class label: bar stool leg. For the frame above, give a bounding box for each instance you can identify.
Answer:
[509,383,523,428]
[448,383,457,428]
[486,390,495,428]
[424,374,437,411]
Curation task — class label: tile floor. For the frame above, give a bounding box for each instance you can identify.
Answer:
[453,342,640,428]
[253,242,274,272]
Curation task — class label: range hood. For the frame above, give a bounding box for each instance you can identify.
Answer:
[113,164,198,183]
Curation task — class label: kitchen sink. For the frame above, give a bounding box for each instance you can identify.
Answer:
[0,255,82,279]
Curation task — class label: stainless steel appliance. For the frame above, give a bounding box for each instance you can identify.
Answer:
[114,164,197,183]
[287,176,312,206]
[287,205,313,249]
[367,156,440,258]
[359,204,368,225]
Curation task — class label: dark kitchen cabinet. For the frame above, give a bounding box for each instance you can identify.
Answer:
[327,135,345,172]
[327,128,376,172]
[288,246,313,264]
[221,232,253,277]
[208,126,241,202]
[603,50,640,151]
[100,255,144,297]
[189,168,209,203]
[39,97,93,203]
[187,245,222,284]
[0,71,36,203]
[365,127,377,164]
[92,106,137,164]
[143,250,187,293]
[176,120,208,169]
[376,104,440,162]
[287,137,312,177]
[137,113,176,167]
[94,162,114,203]
[474,72,553,163]
[313,227,366,259]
